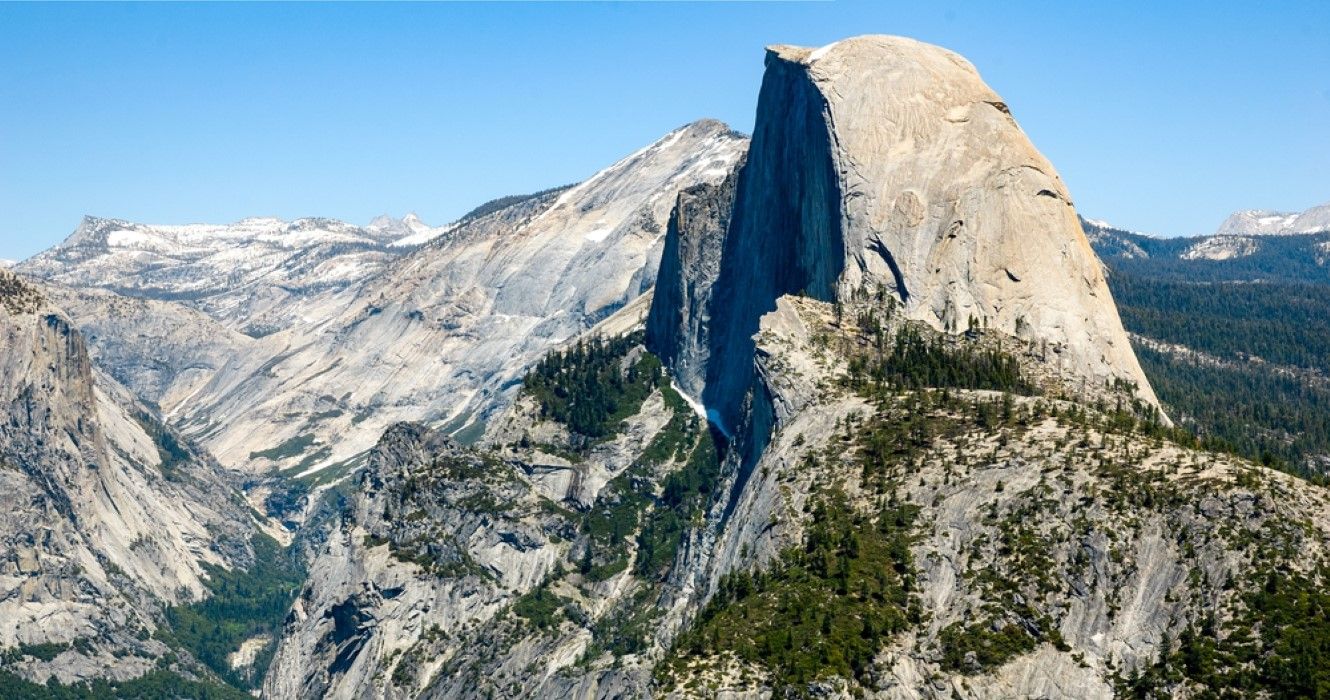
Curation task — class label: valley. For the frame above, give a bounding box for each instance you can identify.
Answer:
[2,30,1328,700]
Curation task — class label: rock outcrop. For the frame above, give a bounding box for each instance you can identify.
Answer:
[166,119,745,477]
[0,270,258,686]
[704,35,1158,431]
[1215,202,1330,237]
[663,293,1330,698]
[646,152,747,405]
[263,306,703,698]
[38,283,255,407]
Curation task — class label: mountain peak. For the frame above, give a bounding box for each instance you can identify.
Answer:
[1215,201,1330,236]
[60,215,135,248]
[674,117,743,140]
[699,35,1159,428]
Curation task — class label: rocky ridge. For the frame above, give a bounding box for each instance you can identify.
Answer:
[17,215,416,336]
[0,269,262,688]
[1214,201,1330,237]
[161,119,745,480]
[253,36,1330,700]
[16,121,746,485]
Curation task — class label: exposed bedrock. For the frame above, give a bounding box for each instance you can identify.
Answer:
[686,35,1159,435]
[646,152,746,404]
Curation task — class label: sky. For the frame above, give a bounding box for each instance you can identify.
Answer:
[1,2,1327,261]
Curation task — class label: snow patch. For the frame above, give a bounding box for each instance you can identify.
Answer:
[808,40,840,62]
[105,230,156,248]
[391,223,453,248]
[582,228,613,243]
[671,380,707,420]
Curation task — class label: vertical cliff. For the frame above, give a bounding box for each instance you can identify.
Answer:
[645,152,746,404]
[0,269,258,687]
[701,53,847,432]
[696,36,1159,435]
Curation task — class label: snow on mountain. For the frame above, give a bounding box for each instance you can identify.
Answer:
[21,119,747,482]
[166,119,746,478]
[18,215,408,336]
[368,212,456,248]
[1215,202,1330,236]
[0,259,14,269]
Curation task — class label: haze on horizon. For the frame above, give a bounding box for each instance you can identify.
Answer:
[1,0,1327,260]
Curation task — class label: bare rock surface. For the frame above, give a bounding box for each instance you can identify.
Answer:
[705,35,1158,432]
[1215,201,1330,236]
[0,270,258,685]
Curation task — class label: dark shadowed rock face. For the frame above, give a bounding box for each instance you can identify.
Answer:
[702,52,846,433]
[646,151,746,404]
[689,36,1159,436]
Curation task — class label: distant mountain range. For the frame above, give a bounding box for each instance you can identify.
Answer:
[1214,202,1330,236]
[1084,214,1330,474]
[5,33,1330,700]
[1083,215,1330,283]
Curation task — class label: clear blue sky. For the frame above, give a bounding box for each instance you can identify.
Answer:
[2,1,1327,260]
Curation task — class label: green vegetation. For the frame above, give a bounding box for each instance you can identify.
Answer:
[0,669,250,700]
[455,184,573,224]
[1112,274,1330,371]
[0,271,44,314]
[131,411,191,480]
[512,581,565,630]
[577,379,715,583]
[510,338,723,660]
[938,619,1038,671]
[1093,226,1330,287]
[248,433,317,462]
[1097,252,1330,476]
[665,492,919,691]
[6,641,71,662]
[158,534,305,690]
[634,425,720,579]
[582,587,662,659]
[523,331,662,439]
[1135,345,1330,477]
[1121,564,1330,698]
[843,308,1032,396]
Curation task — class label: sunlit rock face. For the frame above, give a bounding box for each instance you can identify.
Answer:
[0,270,256,685]
[646,152,746,405]
[704,35,1158,432]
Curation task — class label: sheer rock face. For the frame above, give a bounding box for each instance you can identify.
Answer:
[0,270,256,684]
[645,152,746,404]
[704,35,1158,430]
[38,284,255,407]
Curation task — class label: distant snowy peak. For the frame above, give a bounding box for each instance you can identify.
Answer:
[1080,216,1155,238]
[1215,202,1330,236]
[57,214,391,253]
[19,214,413,332]
[0,259,14,269]
[368,212,455,248]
